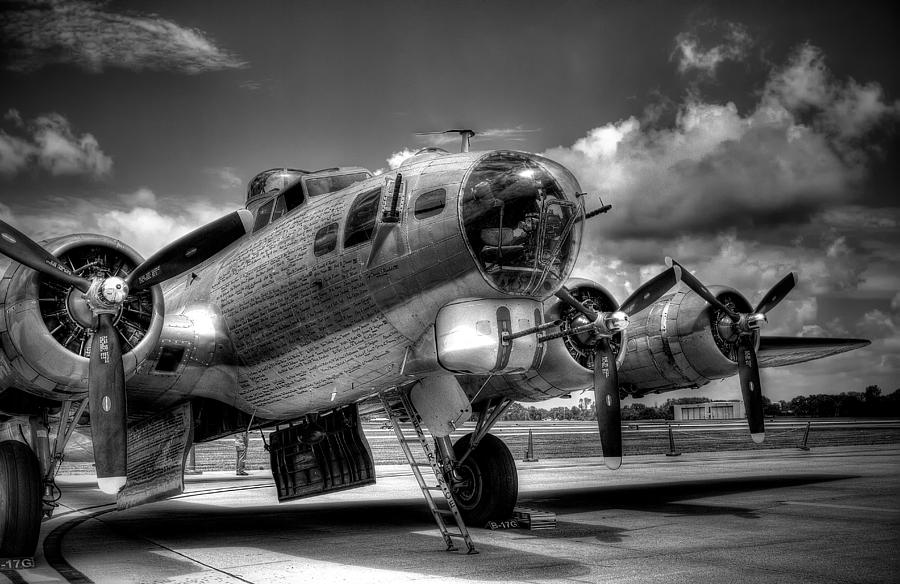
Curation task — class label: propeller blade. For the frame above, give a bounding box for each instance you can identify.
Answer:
[593,338,622,470]
[666,258,740,321]
[88,313,128,494]
[736,335,765,444]
[754,272,797,315]
[618,265,681,316]
[555,286,599,321]
[126,209,253,290]
[0,219,91,292]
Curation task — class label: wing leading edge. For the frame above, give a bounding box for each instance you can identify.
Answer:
[756,336,870,368]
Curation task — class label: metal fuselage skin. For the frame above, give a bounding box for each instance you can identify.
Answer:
[124,151,584,420]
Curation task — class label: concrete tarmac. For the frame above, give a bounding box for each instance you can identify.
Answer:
[7,444,899,584]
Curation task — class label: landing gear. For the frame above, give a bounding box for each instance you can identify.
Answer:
[0,440,42,556]
[451,433,518,525]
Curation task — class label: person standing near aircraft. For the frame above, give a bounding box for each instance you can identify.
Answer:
[234,430,249,476]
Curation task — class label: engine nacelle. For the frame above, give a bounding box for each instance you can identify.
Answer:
[618,285,753,396]
[0,234,164,400]
[521,278,625,394]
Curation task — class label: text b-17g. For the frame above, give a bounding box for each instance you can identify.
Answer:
[0,138,868,556]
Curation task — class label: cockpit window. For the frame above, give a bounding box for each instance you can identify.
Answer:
[344,187,381,248]
[246,169,306,207]
[253,199,275,232]
[306,172,371,197]
[460,152,582,295]
[270,194,287,222]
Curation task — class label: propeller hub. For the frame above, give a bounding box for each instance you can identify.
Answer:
[746,313,767,331]
[100,276,129,304]
[604,311,629,333]
[85,276,129,315]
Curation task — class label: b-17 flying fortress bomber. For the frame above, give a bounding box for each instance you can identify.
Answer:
[0,131,869,555]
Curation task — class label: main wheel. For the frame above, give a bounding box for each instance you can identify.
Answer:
[0,440,42,556]
[451,433,517,526]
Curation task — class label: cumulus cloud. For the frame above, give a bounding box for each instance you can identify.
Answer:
[387,149,417,169]
[95,202,230,256]
[0,110,112,178]
[762,44,900,142]
[543,44,900,246]
[206,166,244,191]
[1,0,247,74]
[1,189,237,257]
[672,21,752,77]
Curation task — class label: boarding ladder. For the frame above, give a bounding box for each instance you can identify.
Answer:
[379,391,477,554]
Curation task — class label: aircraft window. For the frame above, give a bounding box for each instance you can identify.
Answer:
[253,199,275,232]
[270,194,287,222]
[306,172,371,197]
[344,188,381,248]
[414,188,446,219]
[246,168,306,206]
[283,182,305,211]
[314,222,339,256]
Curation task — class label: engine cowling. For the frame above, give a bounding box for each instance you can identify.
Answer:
[0,234,164,399]
[618,285,753,396]
[528,278,626,394]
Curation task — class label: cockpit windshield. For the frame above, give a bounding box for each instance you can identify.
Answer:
[246,169,306,209]
[460,152,583,295]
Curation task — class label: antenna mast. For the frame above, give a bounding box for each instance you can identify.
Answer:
[416,129,477,153]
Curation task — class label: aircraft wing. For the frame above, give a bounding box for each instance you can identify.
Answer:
[756,336,871,368]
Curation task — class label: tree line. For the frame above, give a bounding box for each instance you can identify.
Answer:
[499,386,900,421]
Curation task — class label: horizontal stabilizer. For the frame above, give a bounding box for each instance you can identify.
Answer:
[757,336,870,368]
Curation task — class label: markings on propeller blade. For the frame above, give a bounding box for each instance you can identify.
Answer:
[102,396,112,412]
[600,355,611,378]
[98,335,110,363]
[1,232,15,243]
[137,266,161,285]
[606,395,612,407]
[184,247,198,258]
[45,259,73,274]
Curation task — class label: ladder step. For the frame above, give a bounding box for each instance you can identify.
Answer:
[445,531,466,538]
[424,486,445,491]
[412,462,432,467]
[436,509,455,516]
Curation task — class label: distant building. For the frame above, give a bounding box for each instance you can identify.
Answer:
[674,401,745,420]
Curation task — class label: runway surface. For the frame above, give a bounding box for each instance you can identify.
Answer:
[6,444,899,583]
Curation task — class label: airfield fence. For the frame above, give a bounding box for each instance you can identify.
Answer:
[56,418,900,474]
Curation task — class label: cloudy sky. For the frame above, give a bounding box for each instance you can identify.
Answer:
[1,0,897,403]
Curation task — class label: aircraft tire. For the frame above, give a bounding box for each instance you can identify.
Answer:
[0,439,42,557]
[451,433,518,526]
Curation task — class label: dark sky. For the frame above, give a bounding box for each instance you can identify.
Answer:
[0,0,898,402]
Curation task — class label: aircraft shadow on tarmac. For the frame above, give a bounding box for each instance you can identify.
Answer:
[517,473,856,542]
[41,473,856,582]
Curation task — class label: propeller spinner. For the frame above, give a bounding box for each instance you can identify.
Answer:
[0,210,252,493]
[667,258,797,444]
[554,265,682,469]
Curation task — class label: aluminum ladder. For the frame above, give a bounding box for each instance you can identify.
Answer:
[379,391,477,554]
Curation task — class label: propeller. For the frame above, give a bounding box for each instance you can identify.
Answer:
[0,210,253,493]
[667,259,797,444]
[554,265,681,469]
